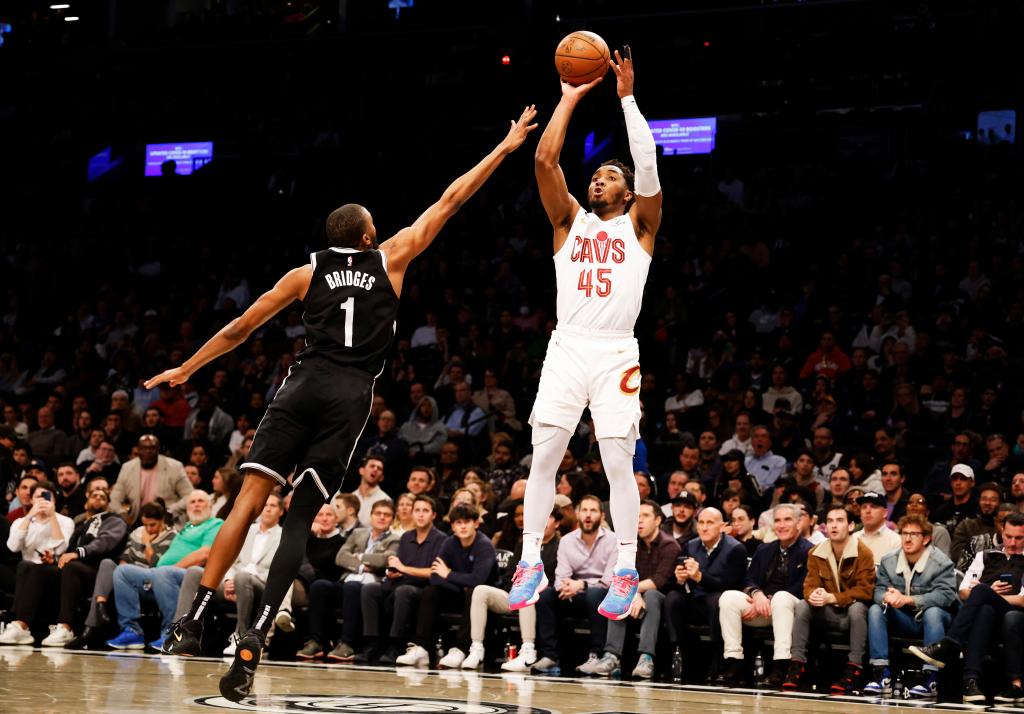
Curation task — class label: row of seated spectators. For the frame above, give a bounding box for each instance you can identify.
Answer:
[5,424,1024,705]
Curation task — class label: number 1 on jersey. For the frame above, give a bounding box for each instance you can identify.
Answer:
[577,268,611,297]
[339,297,354,347]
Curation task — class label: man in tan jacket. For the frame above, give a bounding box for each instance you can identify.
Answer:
[783,504,875,694]
[109,435,192,526]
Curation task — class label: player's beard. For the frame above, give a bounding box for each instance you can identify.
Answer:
[588,196,609,211]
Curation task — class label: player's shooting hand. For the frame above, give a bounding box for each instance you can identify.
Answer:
[610,45,634,98]
[499,105,539,154]
[560,75,603,102]
[144,366,192,390]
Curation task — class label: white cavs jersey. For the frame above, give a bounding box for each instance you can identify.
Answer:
[554,208,652,333]
[529,207,651,441]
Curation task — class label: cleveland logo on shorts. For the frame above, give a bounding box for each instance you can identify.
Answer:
[619,366,641,395]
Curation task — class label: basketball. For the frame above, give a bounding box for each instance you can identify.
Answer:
[554,31,610,86]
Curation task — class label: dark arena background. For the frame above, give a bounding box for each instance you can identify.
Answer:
[1,1,1023,713]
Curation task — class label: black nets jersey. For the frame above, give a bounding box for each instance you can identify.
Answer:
[297,247,399,376]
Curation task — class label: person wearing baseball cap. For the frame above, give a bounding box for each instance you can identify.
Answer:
[661,491,699,544]
[931,464,979,534]
[853,492,901,565]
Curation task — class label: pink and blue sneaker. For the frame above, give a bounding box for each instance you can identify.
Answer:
[508,561,548,611]
[598,568,640,620]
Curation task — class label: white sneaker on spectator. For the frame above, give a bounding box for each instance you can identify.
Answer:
[223,632,240,656]
[501,643,538,672]
[438,647,465,668]
[461,642,486,669]
[41,625,75,647]
[530,656,561,675]
[575,652,601,675]
[395,643,429,667]
[274,609,295,633]
[0,622,33,645]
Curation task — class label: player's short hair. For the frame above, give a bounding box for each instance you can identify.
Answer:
[326,204,369,248]
[599,159,636,212]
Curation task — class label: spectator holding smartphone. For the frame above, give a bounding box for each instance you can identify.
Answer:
[0,483,75,644]
[910,512,1024,704]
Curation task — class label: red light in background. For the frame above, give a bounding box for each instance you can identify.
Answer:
[501,55,511,65]
[703,41,711,47]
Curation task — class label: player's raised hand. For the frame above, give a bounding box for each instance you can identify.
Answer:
[144,365,193,390]
[499,104,539,154]
[560,74,604,103]
[610,45,634,98]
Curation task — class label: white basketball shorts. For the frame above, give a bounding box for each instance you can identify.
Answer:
[528,325,642,440]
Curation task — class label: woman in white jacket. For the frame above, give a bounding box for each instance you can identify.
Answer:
[1,483,75,644]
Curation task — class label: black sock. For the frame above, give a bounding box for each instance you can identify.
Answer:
[187,585,216,622]
[253,482,325,638]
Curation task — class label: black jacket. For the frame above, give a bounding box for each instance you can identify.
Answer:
[69,511,129,565]
[674,534,749,598]
[743,537,813,599]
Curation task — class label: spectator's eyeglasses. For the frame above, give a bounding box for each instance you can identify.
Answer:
[898,531,924,539]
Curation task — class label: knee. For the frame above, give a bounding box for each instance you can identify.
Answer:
[1005,611,1024,630]
[112,564,130,585]
[922,607,946,626]
[234,571,253,588]
[586,587,606,607]
[342,581,362,597]
[719,590,744,612]
[849,601,868,618]
[643,590,664,607]
[868,603,884,623]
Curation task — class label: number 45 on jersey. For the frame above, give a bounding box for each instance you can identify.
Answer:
[577,268,611,297]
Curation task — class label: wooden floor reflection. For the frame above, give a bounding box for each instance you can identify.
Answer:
[0,647,1008,713]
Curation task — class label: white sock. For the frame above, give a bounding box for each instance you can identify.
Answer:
[521,532,543,564]
[615,540,638,572]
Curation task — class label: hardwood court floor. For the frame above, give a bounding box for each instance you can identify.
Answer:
[0,647,1019,713]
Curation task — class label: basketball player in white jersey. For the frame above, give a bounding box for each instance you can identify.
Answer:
[508,47,662,620]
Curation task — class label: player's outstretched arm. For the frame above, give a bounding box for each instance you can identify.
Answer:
[380,105,538,281]
[534,77,603,234]
[611,46,662,247]
[144,265,312,388]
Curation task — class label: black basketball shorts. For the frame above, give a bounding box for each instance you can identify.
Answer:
[241,358,374,501]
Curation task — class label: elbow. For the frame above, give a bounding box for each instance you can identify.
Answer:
[534,150,557,170]
[222,317,249,343]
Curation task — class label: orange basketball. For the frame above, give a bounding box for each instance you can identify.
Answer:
[554,31,610,86]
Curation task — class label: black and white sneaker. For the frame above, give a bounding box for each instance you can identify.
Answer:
[162,616,203,656]
[219,629,264,703]
[963,678,987,705]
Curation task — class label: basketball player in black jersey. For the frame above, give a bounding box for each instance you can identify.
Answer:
[144,105,537,701]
